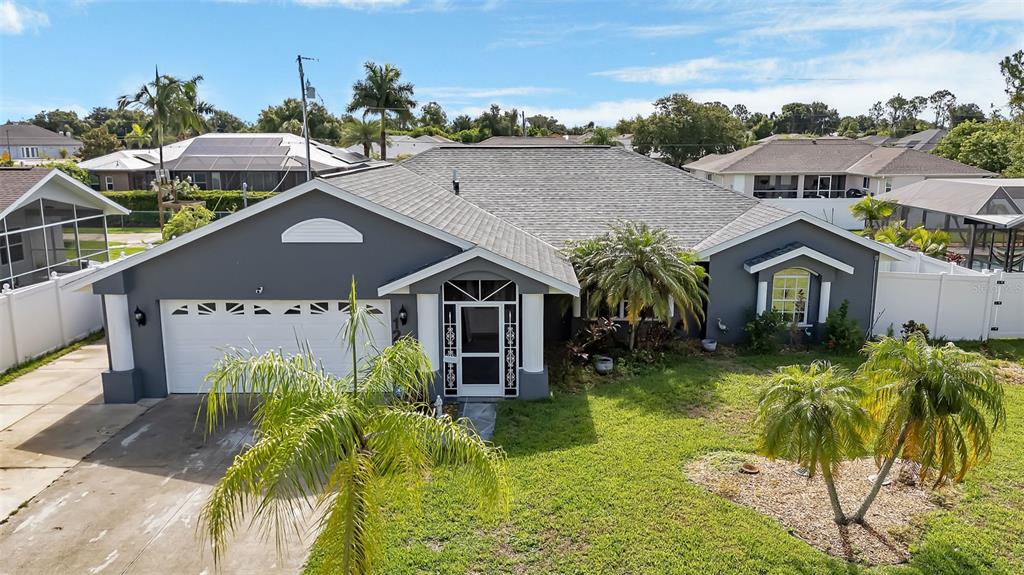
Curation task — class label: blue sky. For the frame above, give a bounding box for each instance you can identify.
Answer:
[1,0,1021,126]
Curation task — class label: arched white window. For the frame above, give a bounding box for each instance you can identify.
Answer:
[772,268,810,325]
[281,218,362,243]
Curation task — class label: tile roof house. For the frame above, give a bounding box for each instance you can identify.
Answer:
[1,124,83,165]
[70,145,906,405]
[683,138,993,229]
[1,168,129,288]
[79,132,385,191]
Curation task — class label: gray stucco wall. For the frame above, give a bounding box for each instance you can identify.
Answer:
[93,190,462,398]
[705,220,879,345]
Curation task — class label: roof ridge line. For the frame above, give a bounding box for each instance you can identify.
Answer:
[389,164,570,258]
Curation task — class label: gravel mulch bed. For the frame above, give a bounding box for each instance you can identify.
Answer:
[686,453,954,565]
[996,362,1024,386]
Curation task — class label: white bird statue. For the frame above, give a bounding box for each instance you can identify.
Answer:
[717,318,728,332]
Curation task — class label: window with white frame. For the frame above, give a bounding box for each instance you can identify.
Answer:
[771,268,810,325]
[884,180,893,193]
[0,230,25,265]
[105,176,114,191]
[20,146,39,158]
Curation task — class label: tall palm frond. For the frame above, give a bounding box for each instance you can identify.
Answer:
[756,361,871,524]
[340,118,382,158]
[199,279,508,574]
[569,221,708,349]
[852,334,1004,522]
[849,196,897,234]
[347,62,416,161]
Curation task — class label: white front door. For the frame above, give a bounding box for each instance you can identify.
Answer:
[160,299,391,393]
[456,304,504,397]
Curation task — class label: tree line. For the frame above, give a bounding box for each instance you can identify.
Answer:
[11,50,1023,169]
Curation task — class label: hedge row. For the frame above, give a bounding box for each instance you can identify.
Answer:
[102,190,277,213]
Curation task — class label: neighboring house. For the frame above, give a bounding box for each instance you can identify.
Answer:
[79,132,384,191]
[1,124,83,164]
[893,128,947,152]
[343,134,459,159]
[878,178,1024,272]
[683,139,993,229]
[1,168,129,289]
[70,145,907,405]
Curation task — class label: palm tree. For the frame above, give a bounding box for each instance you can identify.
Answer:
[199,278,508,574]
[757,361,871,525]
[569,222,708,350]
[124,123,151,149]
[873,220,913,247]
[118,70,208,176]
[908,227,950,258]
[347,62,416,161]
[852,334,1004,523]
[849,196,896,235]
[340,118,382,158]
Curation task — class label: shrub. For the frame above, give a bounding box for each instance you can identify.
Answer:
[38,161,91,184]
[823,300,862,353]
[745,309,785,353]
[102,190,276,213]
[900,320,930,341]
[163,204,215,241]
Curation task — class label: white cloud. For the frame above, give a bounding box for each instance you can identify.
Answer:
[418,86,563,99]
[687,47,1010,116]
[0,0,49,35]
[749,0,1022,35]
[594,57,781,84]
[625,24,704,38]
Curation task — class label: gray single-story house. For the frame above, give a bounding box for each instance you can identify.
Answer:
[69,146,906,404]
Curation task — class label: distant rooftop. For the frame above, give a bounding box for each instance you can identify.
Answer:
[80,132,384,173]
[684,138,992,177]
[0,124,81,147]
[877,178,1024,223]
[476,135,584,146]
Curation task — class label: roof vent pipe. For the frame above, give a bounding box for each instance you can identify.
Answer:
[452,169,460,195]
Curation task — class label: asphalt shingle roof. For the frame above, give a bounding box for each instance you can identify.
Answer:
[402,146,785,250]
[683,139,992,177]
[877,178,1024,216]
[744,242,805,267]
[0,168,49,213]
[0,124,81,147]
[323,165,578,289]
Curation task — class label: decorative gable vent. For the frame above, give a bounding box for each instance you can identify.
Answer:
[281,218,363,244]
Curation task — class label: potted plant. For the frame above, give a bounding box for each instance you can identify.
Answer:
[593,355,614,375]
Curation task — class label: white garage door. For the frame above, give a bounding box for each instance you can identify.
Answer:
[160,299,391,393]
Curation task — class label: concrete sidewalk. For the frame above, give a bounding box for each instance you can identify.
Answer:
[0,342,156,519]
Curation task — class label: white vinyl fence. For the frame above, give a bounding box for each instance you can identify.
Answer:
[873,262,1024,341]
[0,263,110,372]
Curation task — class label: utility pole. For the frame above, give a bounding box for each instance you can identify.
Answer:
[297,55,315,182]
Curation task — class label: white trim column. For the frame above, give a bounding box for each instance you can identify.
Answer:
[522,294,544,373]
[818,281,832,323]
[416,293,439,370]
[572,296,581,318]
[104,294,134,371]
[756,281,768,314]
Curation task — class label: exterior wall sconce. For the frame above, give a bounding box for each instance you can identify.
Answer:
[133,306,146,327]
[398,305,408,325]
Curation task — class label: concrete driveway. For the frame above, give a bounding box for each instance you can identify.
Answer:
[0,342,153,519]
[0,345,310,574]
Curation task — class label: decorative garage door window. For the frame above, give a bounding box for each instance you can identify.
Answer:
[166,301,384,317]
[442,279,519,397]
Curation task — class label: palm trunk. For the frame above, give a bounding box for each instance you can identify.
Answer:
[852,423,910,523]
[820,465,848,525]
[362,141,371,158]
[629,322,637,350]
[379,113,387,161]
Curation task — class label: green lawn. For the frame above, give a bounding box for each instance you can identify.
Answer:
[109,226,162,234]
[305,346,1024,574]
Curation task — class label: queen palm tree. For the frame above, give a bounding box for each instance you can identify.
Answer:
[118,70,208,176]
[908,227,950,258]
[757,361,871,525]
[849,196,896,235]
[124,123,151,149]
[852,334,1004,523]
[347,62,416,161]
[340,118,382,158]
[569,222,708,350]
[199,279,508,574]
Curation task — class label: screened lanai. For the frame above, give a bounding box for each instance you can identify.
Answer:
[0,168,130,288]
[878,178,1024,272]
